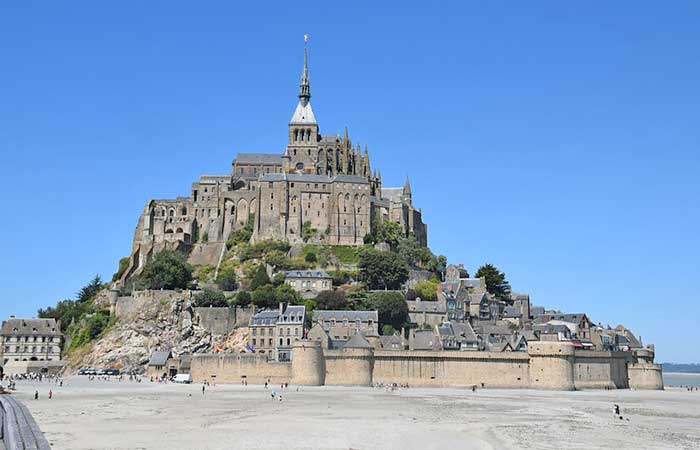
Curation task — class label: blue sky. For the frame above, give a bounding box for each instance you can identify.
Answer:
[1,2,698,362]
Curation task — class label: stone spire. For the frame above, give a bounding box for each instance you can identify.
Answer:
[298,35,311,106]
[403,176,412,204]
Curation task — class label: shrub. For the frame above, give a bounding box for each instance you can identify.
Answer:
[233,291,252,307]
[366,291,409,331]
[252,284,276,309]
[302,221,317,242]
[112,257,131,282]
[382,324,397,336]
[305,251,317,263]
[275,284,301,305]
[215,265,237,291]
[140,250,193,290]
[201,232,209,243]
[315,290,347,310]
[194,289,228,307]
[271,272,286,287]
[249,265,271,291]
[415,279,438,301]
[358,247,409,290]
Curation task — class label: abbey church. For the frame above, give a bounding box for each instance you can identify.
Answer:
[122,44,427,280]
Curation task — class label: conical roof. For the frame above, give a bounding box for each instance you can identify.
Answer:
[344,332,372,349]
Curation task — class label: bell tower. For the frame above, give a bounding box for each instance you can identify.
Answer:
[286,34,319,173]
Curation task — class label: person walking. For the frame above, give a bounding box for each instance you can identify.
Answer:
[48,389,53,399]
[34,390,38,400]
[202,384,206,395]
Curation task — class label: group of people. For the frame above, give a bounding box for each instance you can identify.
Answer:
[373,382,410,392]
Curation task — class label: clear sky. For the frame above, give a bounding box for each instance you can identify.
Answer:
[1,2,698,363]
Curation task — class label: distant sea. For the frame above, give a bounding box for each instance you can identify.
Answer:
[664,372,700,388]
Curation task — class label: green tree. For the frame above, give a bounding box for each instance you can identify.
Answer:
[375,221,404,249]
[302,221,317,243]
[305,251,317,263]
[233,291,252,307]
[475,263,511,301]
[140,250,193,290]
[358,248,409,290]
[249,265,271,291]
[194,289,228,307]
[226,228,253,249]
[265,250,292,270]
[112,257,131,282]
[77,275,104,303]
[271,272,286,287]
[252,284,276,309]
[201,231,209,243]
[38,299,84,332]
[415,279,439,301]
[382,324,397,336]
[215,265,237,291]
[315,290,347,310]
[275,284,301,305]
[366,291,409,331]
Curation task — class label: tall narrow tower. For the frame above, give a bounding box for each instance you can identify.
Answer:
[286,35,319,173]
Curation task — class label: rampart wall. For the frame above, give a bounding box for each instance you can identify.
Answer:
[189,341,664,391]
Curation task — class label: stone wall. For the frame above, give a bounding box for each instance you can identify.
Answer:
[189,340,664,391]
[191,353,292,384]
[193,307,237,336]
[114,290,191,320]
[373,350,530,388]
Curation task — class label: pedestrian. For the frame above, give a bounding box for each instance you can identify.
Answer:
[614,404,620,416]
[34,390,38,400]
[202,384,206,395]
[49,390,52,399]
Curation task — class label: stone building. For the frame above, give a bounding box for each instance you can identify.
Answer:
[284,270,332,299]
[248,304,306,361]
[119,42,427,283]
[0,317,62,365]
[308,310,379,349]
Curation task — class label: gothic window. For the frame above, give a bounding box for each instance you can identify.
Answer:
[270,192,274,199]
[287,338,291,346]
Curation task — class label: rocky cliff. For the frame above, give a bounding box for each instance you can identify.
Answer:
[64,291,248,373]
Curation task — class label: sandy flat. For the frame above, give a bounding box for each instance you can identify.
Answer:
[10,377,700,450]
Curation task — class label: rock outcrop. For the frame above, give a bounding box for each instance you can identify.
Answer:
[65,291,247,373]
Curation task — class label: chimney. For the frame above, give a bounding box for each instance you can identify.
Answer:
[279,302,284,315]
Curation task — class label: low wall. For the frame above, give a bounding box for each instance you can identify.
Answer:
[114,289,189,319]
[191,353,291,384]
[373,351,530,388]
[573,350,630,389]
[0,395,51,450]
[325,348,374,386]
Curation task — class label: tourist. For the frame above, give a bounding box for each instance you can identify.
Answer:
[49,389,53,399]
[34,390,38,400]
[202,384,206,395]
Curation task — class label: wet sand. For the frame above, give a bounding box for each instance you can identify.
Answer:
[12,377,700,450]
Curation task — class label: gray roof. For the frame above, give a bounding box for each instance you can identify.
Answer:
[344,333,372,349]
[411,329,438,351]
[250,310,279,326]
[313,310,378,322]
[503,306,522,318]
[530,306,545,316]
[234,153,282,165]
[438,321,478,344]
[279,305,306,324]
[320,134,341,143]
[379,335,403,349]
[381,187,404,202]
[407,300,446,313]
[178,353,192,369]
[285,270,331,279]
[149,351,172,366]
[0,318,61,337]
[468,292,488,305]
[290,100,317,124]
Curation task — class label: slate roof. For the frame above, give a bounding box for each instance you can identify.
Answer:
[149,351,172,366]
[279,305,306,324]
[290,100,317,124]
[258,173,368,184]
[250,310,280,326]
[320,134,341,143]
[285,270,331,279]
[468,292,488,305]
[411,330,438,351]
[345,332,373,349]
[234,153,282,165]
[407,300,446,313]
[503,306,522,318]
[379,335,403,349]
[381,187,404,202]
[438,321,478,344]
[313,310,378,322]
[0,318,61,337]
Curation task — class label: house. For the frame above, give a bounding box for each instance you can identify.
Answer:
[1,317,62,366]
[285,270,332,298]
[534,313,593,340]
[436,321,479,351]
[248,303,306,361]
[409,328,441,351]
[502,306,523,327]
[468,292,500,320]
[378,334,405,351]
[406,297,447,326]
[309,310,379,349]
[147,350,177,379]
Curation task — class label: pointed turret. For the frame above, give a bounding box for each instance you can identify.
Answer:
[364,145,371,178]
[403,176,412,205]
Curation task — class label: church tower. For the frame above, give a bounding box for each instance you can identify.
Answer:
[286,36,319,173]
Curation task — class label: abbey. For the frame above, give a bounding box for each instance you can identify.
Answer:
[122,44,427,280]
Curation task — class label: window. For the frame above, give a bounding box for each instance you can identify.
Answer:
[287,338,291,346]
[269,339,273,346]
[295,328,299,336]
[287,328,291,336]
[252,339,257,346]
[291,183,295,188]
[252,329,257,336]
[279,338,283,345]
[261,328,265,336]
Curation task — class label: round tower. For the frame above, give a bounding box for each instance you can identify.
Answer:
[291,340,325,386]
[528,341,575,390]
[628,347,664,390]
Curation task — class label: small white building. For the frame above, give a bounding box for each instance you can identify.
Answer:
[284,270,332,298]
[1,317,62,368]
